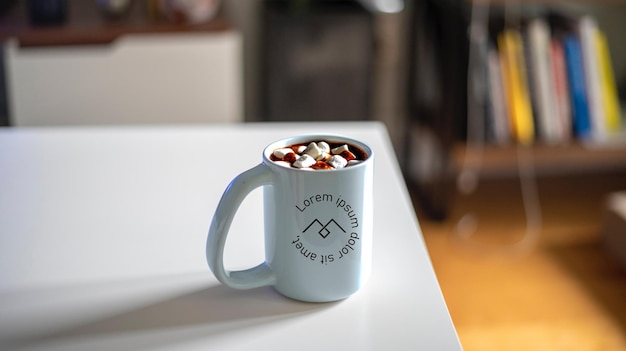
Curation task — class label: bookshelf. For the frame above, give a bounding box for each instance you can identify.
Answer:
[405,0,626,219]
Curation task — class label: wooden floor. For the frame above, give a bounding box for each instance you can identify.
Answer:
[412,171,626,351]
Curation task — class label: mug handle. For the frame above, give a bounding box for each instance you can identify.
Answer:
[206,163,277,289]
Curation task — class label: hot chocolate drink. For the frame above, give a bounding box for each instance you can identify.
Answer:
[270,141,368,170]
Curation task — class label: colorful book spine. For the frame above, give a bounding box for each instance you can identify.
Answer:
[563,34,592,140]
[487,46,510,144]
[579,16,607,142]
[528,18,560,143]
[595,29,622,135]
[498,29,535,145]
[550,38,572,142]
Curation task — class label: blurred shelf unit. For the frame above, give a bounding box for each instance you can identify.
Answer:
[453,141,626,178]
[0,0,243,126]
[405,0,626,218]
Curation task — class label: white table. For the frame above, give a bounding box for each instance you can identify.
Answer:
[0,122,461,351]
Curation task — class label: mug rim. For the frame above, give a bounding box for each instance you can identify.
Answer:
[262,134,373,172]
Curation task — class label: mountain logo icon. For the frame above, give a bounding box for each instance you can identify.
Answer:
[303,219,346,239]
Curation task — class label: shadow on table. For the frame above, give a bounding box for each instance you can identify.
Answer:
[548,238,626,334]
[10,283,335,350]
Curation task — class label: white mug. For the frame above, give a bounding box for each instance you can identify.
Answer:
[206,134,374,302]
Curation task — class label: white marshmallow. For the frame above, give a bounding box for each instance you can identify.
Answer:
[347,160,362,167]
[318,141,330,154]
[295,145,307,153]
[303,142,322,159]
[327,155,347,169]
[293,154,316,168]
[331,144,350,155]
[316,152,331,161]
[273,148,295,160]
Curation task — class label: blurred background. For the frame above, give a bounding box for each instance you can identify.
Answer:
[1,0,626,350]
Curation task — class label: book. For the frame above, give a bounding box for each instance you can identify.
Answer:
[498,29,535,144]
[595,29,622,136]
[563,34,592,140]
[579,16,607,142]
[522,26,541,141]
[550,38,572,142]
[486,45,510,144]
[527,18,561,143]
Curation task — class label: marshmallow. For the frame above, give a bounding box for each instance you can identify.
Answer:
[273,148,295,160]
[295,145,307,153]
[316,152,331,161]
[331,144,350,155]
[347,160,362,167]
[327,155,347,169]
[318,141,330,154]
[303,142,322,159]
[293,154,316,168]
